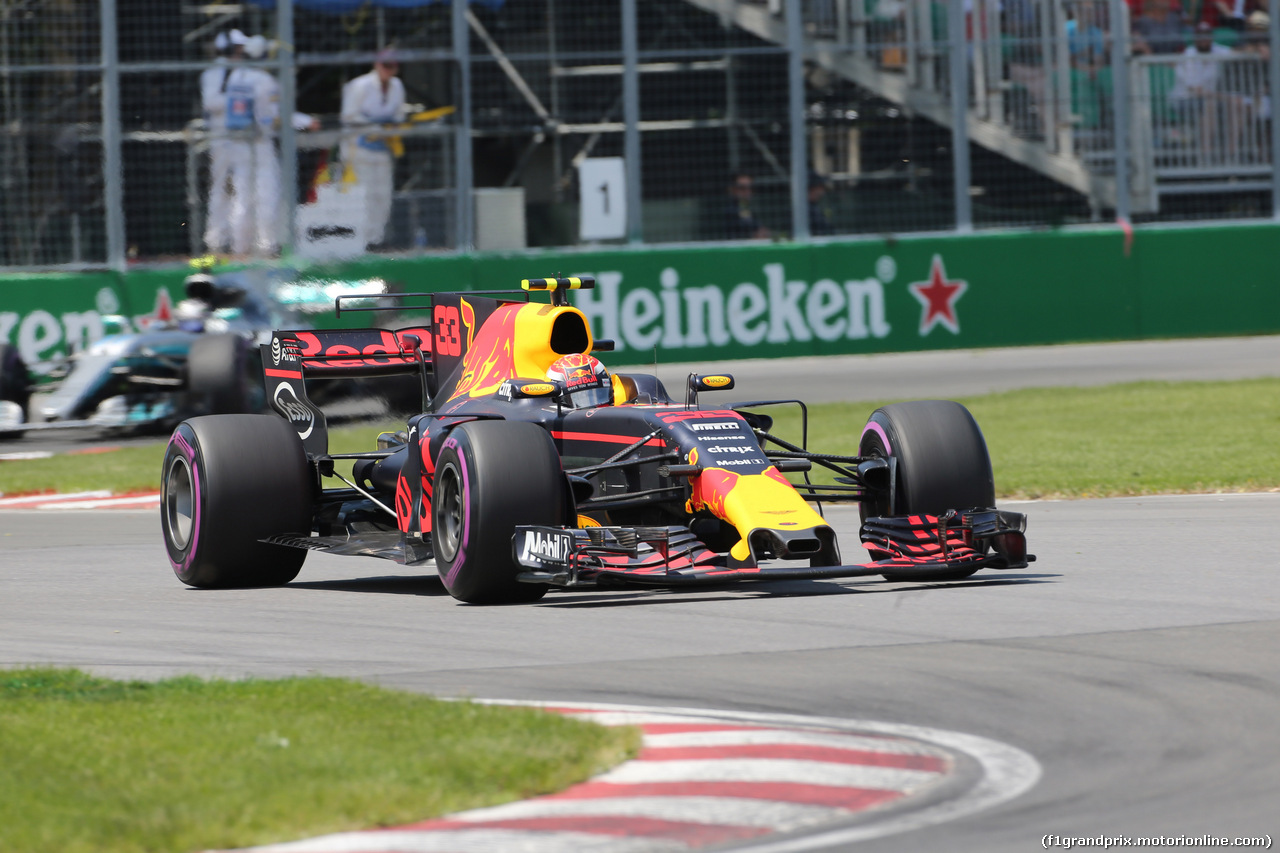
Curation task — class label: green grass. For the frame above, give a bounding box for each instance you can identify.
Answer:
[757,377,1280,500]
[0,443,167,496]
[4,378,1280,499]
[0,669,640,853]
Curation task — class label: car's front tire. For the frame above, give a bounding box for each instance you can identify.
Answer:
[859,400,995,582]
[432,420,568,604]
[162,414,312,588]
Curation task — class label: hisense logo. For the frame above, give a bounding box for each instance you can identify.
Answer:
[572,264,891,352]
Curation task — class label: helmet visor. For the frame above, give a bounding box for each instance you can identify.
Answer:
[566,381,612,409]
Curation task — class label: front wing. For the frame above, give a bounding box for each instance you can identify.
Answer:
[513,509,1031,588]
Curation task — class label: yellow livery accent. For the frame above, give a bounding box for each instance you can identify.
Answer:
[702,375,732,388]
[522,276,587,292]
[448,302,595,401]
[687,465,828,562]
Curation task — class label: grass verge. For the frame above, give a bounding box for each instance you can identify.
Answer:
[760,378,1280,499]
[0,669,640,853]
[3,378,1280,500]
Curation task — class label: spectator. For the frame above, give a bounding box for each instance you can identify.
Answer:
[1203,0,1252,29]
[1172,23,1234,97]
[808,172,834,236]
[1171,22,1237,158]
[1133,0,1188,54]
[212,32,318,256]
[723,172,769,239]
[1068,4,1108,72]
[199,30,239,253]
[1240,10,1270,61]
[243,35,320,256]
[341,49,407,249]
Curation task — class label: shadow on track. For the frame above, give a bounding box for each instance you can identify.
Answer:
[535,573,1061,608]
[275,571,1059,605]
[288,575,447,596]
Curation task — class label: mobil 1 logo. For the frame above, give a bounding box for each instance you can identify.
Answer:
[514,527,574,569]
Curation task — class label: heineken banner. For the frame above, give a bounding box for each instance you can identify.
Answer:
[2,223,1277,372]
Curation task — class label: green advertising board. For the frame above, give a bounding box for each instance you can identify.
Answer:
[2,222,1277,374]
[0,271,124,372]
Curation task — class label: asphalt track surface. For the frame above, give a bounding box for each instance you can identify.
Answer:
[3,335,1280,850]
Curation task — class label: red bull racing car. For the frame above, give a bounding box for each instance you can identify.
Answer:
[160,277,1031,604]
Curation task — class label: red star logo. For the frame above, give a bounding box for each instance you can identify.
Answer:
[908,255,967,336]
[135,287,175,330]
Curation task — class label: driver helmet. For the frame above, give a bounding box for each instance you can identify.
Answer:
[184,273,215,304]
[547,353,613,409]
[174,298,209,333]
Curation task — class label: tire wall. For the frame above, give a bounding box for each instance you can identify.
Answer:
[2,222,1277,371]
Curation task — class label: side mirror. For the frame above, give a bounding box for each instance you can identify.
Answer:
[691,374,735,393]
[686,372,735,407]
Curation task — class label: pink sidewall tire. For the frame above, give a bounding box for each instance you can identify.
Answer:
[432,420,567,604]
[162,414,311,588]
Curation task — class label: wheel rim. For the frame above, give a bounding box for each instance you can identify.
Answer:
[164,455,195,550]
[434,461,463,562]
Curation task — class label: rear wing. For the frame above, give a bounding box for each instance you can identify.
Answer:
[265,327,433,378]
[264,277,600,454]
[262,326,431,456]
[330,277,597,389]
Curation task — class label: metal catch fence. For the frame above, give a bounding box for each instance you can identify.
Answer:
[0,0,1275,270]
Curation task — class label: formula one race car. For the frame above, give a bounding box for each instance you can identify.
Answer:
[160,277,1031,603]
[4,268,409,439]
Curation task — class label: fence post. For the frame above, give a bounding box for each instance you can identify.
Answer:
[453,0,474,250]
[277,0,297,256]
[622,0,642,244]
[1271,0,1279,219]
[949,0,972,232]
[100,0,126,270]
[785,0,809,240]
[1109,0,1132,223]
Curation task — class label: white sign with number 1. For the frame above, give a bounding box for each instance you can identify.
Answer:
[578,157,626,241]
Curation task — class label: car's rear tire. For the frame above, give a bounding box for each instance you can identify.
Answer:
[188,334,261,414]
[859,400,995,582]
[162,414,312,588]
[0,343,30,439]
[432,420,567,604]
